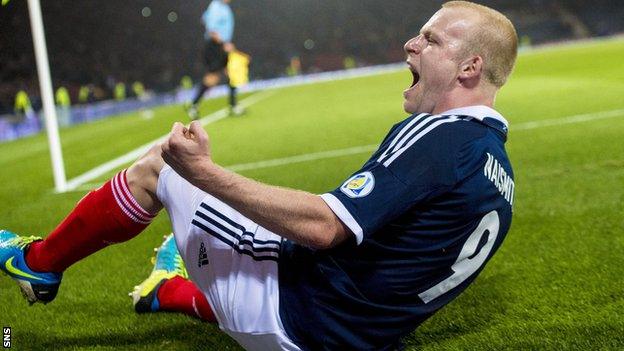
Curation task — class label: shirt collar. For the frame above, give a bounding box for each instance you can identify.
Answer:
[441,105,509,134]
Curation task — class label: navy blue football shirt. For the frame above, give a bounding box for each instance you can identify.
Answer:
[278,106,515,350]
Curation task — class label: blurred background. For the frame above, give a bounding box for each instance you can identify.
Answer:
[1,0,623,131]
[0,2,623,349]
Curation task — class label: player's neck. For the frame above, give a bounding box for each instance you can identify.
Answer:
[431,87,496,115]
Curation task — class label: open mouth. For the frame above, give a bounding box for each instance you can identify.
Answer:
[410,69,420,88]
[406,62,420,89]
[403,61,420,100]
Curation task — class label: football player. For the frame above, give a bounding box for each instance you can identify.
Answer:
[1,1,518,349]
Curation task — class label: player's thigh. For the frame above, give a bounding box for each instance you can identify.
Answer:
[183,193,285,333]
[156,165,207,241]
[156,171,297,349]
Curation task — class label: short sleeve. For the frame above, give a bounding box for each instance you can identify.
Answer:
[321,120,466,244]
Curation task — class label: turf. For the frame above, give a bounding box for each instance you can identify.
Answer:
[1,37,623,350]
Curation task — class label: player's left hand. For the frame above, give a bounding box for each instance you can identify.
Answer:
[162,121,214,182]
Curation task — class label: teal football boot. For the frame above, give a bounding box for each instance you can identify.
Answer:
[0,230,62,304]
[129,233,188,313]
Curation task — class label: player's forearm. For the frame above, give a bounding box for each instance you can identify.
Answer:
[188,160,348,249]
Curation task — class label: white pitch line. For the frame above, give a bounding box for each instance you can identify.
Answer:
[511,108,624,131]
[62,106,624,192]
[227,145,379,172]
[62,91,274,192]
[222,107,624,173]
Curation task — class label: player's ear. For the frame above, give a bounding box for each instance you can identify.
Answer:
[458,56,483,84]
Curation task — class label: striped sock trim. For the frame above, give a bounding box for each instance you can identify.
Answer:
[111,170,155,224]
[191,297,203,319]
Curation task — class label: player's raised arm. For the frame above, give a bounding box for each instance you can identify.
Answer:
[162,121,351,249]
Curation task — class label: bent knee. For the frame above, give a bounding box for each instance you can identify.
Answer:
[126,144,166,211]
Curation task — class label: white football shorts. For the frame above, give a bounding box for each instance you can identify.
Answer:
[156,165,302,351]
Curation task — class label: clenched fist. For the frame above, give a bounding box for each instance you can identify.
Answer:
[161,121,214,184]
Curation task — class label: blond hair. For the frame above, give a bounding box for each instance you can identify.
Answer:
[442,1,518,87]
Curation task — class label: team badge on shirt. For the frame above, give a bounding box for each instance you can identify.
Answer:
[340,172,375,198]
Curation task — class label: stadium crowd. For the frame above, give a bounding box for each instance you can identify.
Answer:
[1,0,623,116]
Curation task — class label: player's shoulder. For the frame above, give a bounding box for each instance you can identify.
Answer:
[377,112,495,169]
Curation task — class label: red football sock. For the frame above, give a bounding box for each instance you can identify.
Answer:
[26,170,156,273]
[157,275,216,322]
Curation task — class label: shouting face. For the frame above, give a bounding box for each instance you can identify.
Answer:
[402,7,479,114]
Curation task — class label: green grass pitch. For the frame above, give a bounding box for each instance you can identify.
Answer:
[1,37,623,350]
